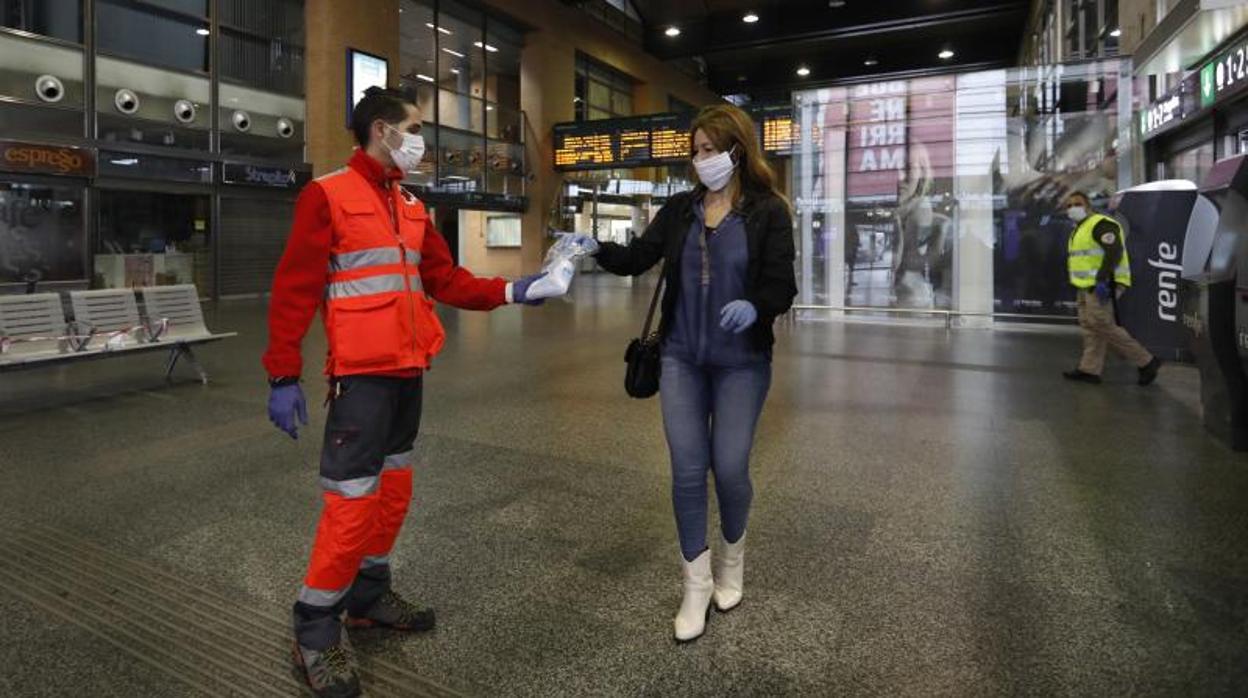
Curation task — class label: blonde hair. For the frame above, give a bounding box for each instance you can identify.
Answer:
[689,104,786,208]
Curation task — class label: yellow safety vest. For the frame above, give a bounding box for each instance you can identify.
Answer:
[1068,213,1131,289]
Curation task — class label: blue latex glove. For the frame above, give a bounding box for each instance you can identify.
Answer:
[719,300,758,334]
[559,232,600,256]
[268,383,308,440]
[1094,281,1112,303]
[513,273,548,306]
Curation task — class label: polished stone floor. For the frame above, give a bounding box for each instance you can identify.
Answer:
[0,275,1245,696]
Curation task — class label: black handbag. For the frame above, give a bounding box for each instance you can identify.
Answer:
[624,275,665,399]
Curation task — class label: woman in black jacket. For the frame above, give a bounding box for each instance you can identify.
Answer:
[568,104,797,642]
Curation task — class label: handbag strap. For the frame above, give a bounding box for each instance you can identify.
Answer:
[641,271,665,338]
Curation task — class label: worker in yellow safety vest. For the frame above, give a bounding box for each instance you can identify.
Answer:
[1062,191,1162,386]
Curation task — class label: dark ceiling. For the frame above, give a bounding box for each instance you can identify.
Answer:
[628,0,1031,100]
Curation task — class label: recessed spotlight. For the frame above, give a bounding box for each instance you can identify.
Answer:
[665,26,681,37]
[1109,28,1121,38]
[195,27,210,36]
[743,12,759,23]
[938,49,955,59]
[864,57,879,67]
[796,66,811,77]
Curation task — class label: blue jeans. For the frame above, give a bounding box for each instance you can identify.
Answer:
[659,354,772,561]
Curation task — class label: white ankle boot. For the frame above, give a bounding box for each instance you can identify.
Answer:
[673,549,714,642]
[713,531,746,612]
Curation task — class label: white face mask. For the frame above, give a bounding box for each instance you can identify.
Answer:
[693,147,737,192]
[1067,205,1088,223]
[385,124,426,172]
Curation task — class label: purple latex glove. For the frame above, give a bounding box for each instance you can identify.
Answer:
[513,273,548,306]
[1094,281,1112,303]
[268,383,308,439]
[719,300,758,334]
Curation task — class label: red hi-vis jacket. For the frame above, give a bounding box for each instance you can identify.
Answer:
[263,150,507,378]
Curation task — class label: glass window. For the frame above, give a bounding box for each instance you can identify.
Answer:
[0,179,86,285]
[1165,142,1215,184]
[438,0,484,99]
[97,0,209,73]
[791,60,1127,320]
[485,18,520,113]
[399,0,438,186]
[0,0,82,43]
[575,53,634,120]
[219,0,305,97]
[95,190,211,289]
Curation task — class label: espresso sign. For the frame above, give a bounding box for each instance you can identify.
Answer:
[0,141,95,177]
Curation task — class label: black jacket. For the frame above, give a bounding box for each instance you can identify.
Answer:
[595,188,798,353]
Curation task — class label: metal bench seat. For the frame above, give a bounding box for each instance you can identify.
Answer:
[0,286,235,385]
[0,293,74,367]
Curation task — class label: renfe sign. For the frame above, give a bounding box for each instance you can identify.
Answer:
[1114,185,1199,361]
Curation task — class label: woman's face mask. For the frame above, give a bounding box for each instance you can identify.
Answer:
[384,124,426,172]
[1066,205,1088,223]
[693,146,737,192]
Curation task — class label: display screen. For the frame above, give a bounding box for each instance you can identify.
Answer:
[347,49,388,126]
[553,113,691,171]
[552,106,796,171]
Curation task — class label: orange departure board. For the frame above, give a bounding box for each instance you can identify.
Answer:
[763,115,796,153]
[650,127,687,160]
[552,106,794,171]
[554,133,615,168]
[619,129,651,161]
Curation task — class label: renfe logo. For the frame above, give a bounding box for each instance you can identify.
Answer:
[1148,241,1181,322]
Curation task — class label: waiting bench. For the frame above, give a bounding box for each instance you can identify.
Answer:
[0,285,236,384]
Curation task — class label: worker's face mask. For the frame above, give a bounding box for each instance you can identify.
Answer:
[694,146,737,192]
[384,124,426,173]
[1066,205,1088,223]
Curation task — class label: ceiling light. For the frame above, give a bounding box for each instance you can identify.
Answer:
[195,28,210,36]
[442,47,465,58]
[743,12,759,23]
[450,68,460,74]
[938,49,955,59]
[416,74,435,83]
[426,23,452,35]
[796,66,811,77]
[665,26,681,37]
[486,105,494,111]
[864,57,878,66]
[1109,28,1121,38]
[738,75,748,82]
[473,41,499,52]
[829,0,846,7]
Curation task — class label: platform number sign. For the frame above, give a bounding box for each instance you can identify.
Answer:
[1203,39,1248,108]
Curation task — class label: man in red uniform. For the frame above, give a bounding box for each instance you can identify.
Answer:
[263,87,545,698]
